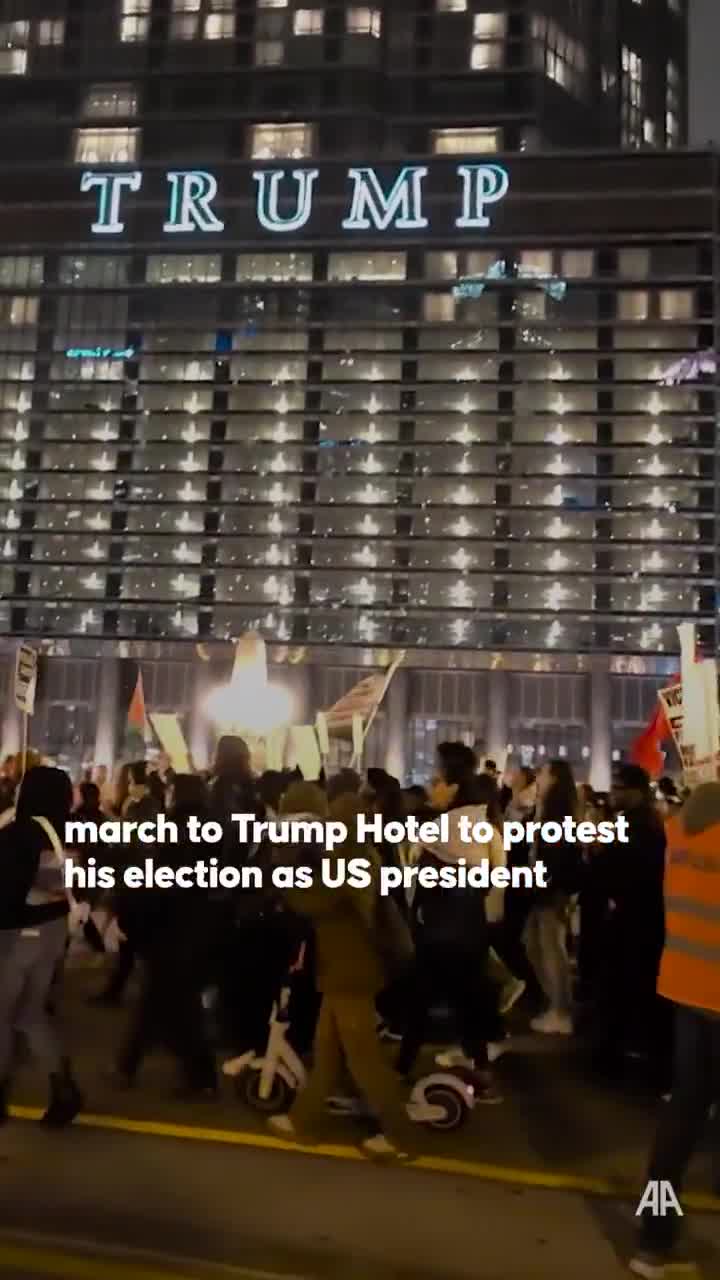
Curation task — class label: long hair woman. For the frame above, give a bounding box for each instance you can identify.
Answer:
[524,759,580,1036]
[0,765,82,1126]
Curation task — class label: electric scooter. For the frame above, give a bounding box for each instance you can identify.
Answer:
[223,981,476,1131]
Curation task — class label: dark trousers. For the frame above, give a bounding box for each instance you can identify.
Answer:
[397,944,501,1075]
[490,888,543,1001]
[639,1004,720,1252]
[118,948,216,1090]
[102,938,135,1000]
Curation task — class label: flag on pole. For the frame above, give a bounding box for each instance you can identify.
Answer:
[629,702,671,779]
[124,668,148,758]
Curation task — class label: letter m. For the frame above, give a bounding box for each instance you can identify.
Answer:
[65,821,97,845]
[342,167,428,231]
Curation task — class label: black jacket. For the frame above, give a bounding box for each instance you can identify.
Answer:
[0,818,69,930]
[411,850,488,956]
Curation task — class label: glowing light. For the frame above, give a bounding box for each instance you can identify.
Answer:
[456,454,472,475]
[81,571,103,590]
[448,579,473,607]
[181,422,202,444]
[545,425,572,446]
[2,538,13,557]
[173,541,201,564]
[640,622,663,651]
[84,541,104,560]
[11,422,27,443]
[450,547,472,570]
[454,366,475,382]
[8,480,21,501]
[180,450,202,473]
[7,449,24,471]
[546,620,563,647]
[547,484,564,507]
[453,424,475,445]
[546,454,570,476]
[358,614,378,642]
[640,584,665,608]
[4,510,19,530]
[546,549,569,571]
[646,392,664,416]
[263,575,293,605]
[267,482,290,505]
[360,452,383,475]
[363,422,381,444]
[171,573,197,598]
[644,455,665,477]
[550,394,569,416]
[354,544,378,568]
[178,480,202,502]
[453,484,474,505]
[351,576,376,604]
[79,609,99,633]
[366,394,381,415]
[544,581,570,609]
[357,482,383,504]
[204,681,294,735]
[269,452,290,474]
[87,481,111,502]
[450,618,469,644]
[644,518,665,540]
[357,513,380,535]
[91,423,118,443]
[647,486,667,509]
[645,424,667,446]
[275,393,290,415]
[92,451,114,472]
[272,422,290,444]
[265,543,289,566]
[175,511,203,533]
[456,394,474,415]
[549,362,570,382]
[641,550,665,571]
[86,513,110,531]
[267,512,285,534]
[451,516,473,536]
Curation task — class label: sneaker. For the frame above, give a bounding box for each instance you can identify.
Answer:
[222,1052,255,1078]
[530,1009,573,1036]
[361,1134,409,1161]
[499,977,526,1015]
[628,1249,696,1278]
[267,1114,297,1138]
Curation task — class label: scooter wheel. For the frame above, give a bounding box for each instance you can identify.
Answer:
[420,1083,468,1131]
[235,1067,296,1114]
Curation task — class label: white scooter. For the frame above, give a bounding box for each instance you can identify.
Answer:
[223,983,476,1131]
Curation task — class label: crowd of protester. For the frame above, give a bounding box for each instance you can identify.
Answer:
[0,735,713,1277]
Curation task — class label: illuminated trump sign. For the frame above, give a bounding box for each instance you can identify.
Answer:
[80,163,510,236]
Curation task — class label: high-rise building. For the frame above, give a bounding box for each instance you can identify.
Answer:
[0,0,707,786]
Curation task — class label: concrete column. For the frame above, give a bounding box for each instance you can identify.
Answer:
[590,666,612,792]
[486,668,509,766]
[93,655,120,768]
[384,668,409,783]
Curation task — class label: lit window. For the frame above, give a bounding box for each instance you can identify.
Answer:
[73,127,140,164]
[473,13,505,39]
[424,251,458,280]
[432,127,499,154]
[236,253,313,282]
[666,60,681,146]
[146,255,222,284]
[436,0,467,9]
[170,0,199,38]
[346,7,381,36]
[423,293,456,323]
[4,297,39,327]
[258,0,288,6]
[659,290,693,321]
[328,252,406,282]
[59,256,130,286]
[0,257,44,287]
[120,0,151,42]
[37,20,65,45]
[294,9,324,35]
[0,22,29,75]
[205,12,235,39]
[643,118,656,144]
[250,122,314,158]
[617,290,649,321]
[561,250,593,278]
[83,84,138,118]
[255,40,284,64]
[470,41,502,70]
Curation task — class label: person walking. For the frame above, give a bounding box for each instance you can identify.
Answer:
[630,781,720,1278]
[525,759,581,1036]
[0,765,83,1126]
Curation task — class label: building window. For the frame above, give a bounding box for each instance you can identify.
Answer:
[541,18,587,96]
[346,8,381,37]
[120,0,151,42]
[618,248,650,278]
[617,290,649,321]
[666,60,681,147]
[432,127,499,154]
[621,46,643,146]
[294,9,324,35]
[146,255,222,283]
[258,0,288,6]
[0,257,44,287]
[73,127,140,164]
[2,296,39,327]
[59,256,130,287]
[250,122,314,158]
[0,22,29,75]
[82,84,138,118]
[470,13,505,70]
[436,0,467,9]
[237,253,313,282]
[659,289,693,321]
[423,293,456,323]
[37,20,65,45]
[170,0,235,40]
[561,250,593,278]
[519,249,553,276]
[328,252,407,282]
[255,40,284,64]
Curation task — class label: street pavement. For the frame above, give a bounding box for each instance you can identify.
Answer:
[1,965,719,1277]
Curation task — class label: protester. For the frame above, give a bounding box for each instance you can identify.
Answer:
[0,765,82,1126]
[631,781,720,1278]
[525,759,581,1036]
[492,766,540,1007]
[110,774,218,1096]
[268,782,419,1160]
[592,763,667,1078]
[396,743,504,1098]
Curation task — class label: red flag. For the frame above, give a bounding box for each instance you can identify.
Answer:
[126,669,148,751]
[630,701,671,778]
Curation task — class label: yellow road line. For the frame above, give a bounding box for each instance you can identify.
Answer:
[0,1239,302,1280]
[8,1105,720,1213]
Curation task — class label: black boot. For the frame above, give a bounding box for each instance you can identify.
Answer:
[42,1059,83,1128]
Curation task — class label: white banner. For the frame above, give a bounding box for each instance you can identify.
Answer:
[14,644,37,716]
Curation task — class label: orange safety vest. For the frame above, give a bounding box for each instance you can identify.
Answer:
[658,815,720,1013]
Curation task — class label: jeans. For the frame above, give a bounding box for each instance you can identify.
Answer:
[0,920,68,1079]
[523,898,573,1016]
[639,1003,720,1253]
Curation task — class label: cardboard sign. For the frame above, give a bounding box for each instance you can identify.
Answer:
[149,713,192,774]
[14,644,37,716]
